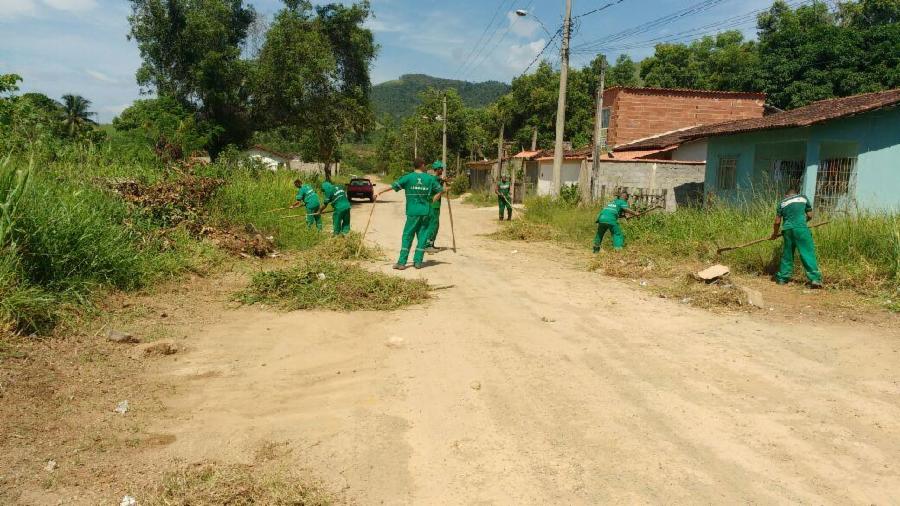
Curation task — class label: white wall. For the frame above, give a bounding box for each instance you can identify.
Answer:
[537,159,583,196]
[671,140,708,162]
[245,149,287,171]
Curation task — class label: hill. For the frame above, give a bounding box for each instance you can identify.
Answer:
[372,74,510,120]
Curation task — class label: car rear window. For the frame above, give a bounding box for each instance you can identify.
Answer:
[350,179,371,186]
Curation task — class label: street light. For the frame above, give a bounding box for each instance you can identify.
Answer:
[514,10,553,38]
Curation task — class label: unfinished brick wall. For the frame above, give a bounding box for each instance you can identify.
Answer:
[605,88,766,148]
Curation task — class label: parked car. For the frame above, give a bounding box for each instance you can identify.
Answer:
[346,178,376,202]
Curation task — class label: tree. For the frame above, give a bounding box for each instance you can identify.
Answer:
[113,96,217,157]
[127,0,256,155]
[639,31,759,91]
[253,0,376,180]
[60,95,97,138]
[608,55,640,87]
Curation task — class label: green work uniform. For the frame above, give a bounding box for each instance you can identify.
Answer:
[296,184,322,231]
[775,194,822,284]
[425,178,445,248]
[593,198,629,252]
[322,181,351,235]
[498,181,512,220]
[392,171,442,266]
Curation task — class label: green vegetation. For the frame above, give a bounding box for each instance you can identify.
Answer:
[498,196,899,303]
[372,74,510,120]
[240,255,430,311]
[148,461,332,506]
[464,190,497,208]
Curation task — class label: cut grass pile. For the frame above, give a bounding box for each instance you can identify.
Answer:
[499,195,899,304]
[239,239,427,311]
[147,461,332,506]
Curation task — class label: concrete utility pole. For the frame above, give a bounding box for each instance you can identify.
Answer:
[442,94,448,169]
[589,63,606,203]
[414,124,418,159]
[551,0,573,197]
[531,127,538,151]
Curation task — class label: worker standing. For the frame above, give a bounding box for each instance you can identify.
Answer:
[425,161,445,252]
[771,186,823,287]
[496,174,513,221]
[321,180,351,236]
[291,178,322,231]
[593,190,638,252]
[376,159,444,270]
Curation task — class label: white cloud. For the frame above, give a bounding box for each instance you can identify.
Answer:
[41,0,97,12]
[365,16,407,33]
[506,11,539,39]
[0,0,38,19]
[504,39,547,75]
[85,69,116,84]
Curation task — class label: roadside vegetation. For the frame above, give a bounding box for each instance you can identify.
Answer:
[464,190,497,207]
[496,196,899,307]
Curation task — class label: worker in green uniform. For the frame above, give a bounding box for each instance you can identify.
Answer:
[321,180,351,236]
[771,186,823,287]
[375,159,444,270]
[290,178,322,231]
[593,190,638,252]
[424,161,445,252]
[496,174,512,221]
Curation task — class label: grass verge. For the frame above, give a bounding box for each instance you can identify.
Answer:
[464,190,498,208]
[497,196,899,307]
[147,461,332,506]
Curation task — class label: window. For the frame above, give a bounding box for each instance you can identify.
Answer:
[717,156,738,191]
[773,160,805,191]
[815,157,857,210]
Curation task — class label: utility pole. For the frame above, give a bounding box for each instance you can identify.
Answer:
[531,127,538,151]
[495,123,504,183]
[551,0,573,197]
[442,94,448,169]
[589,64,606,203]
[414,124,418,160]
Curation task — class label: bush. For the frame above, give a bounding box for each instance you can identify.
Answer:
[449,171,469,195]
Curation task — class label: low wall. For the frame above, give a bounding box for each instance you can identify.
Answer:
[593,159,706,210]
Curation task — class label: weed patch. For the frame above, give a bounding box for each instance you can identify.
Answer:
[464,190,498,208]
[146,461,332,506]
[239,257,428,311]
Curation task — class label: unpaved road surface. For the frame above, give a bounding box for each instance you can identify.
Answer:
[149,192,900,504]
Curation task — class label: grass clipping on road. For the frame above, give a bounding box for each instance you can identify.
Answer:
[148,461,332,506]
[239,236,429,311]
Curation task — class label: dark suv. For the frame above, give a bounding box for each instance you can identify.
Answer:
[346,178,375,202]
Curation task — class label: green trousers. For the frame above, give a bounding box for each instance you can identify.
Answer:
[498,195,512,220]
[306,210,322,231]
[776,227,822,283]
[332,208,351,235]
[425,207,440,247]
[593,222,624,251]
[398,215,431,266]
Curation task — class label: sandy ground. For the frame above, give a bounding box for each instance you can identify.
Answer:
[136,191,900,505]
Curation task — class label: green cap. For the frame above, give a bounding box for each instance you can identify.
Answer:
[432,161,445,170]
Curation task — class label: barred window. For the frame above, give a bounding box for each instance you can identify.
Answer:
[717,157,738,191]
[816,157,857,211]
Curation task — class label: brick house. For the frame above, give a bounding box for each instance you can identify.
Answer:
[602,87,767,156]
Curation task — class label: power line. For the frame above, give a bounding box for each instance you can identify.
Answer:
[453,0,516,78]
[462,0,537,80]
[573,0,628,20]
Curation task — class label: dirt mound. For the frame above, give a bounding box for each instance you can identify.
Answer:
[201,226,276,258]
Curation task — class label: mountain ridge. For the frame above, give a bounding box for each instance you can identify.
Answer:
[372,74,510,120]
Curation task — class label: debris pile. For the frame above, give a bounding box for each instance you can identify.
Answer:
[109,172,224,231]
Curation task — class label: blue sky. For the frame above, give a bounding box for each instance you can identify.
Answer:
[0,0,775,122]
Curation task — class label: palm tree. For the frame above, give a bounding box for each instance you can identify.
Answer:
[61,94,97,137]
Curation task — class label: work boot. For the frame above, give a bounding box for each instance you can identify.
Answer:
[425,247,440,254]
[592,247,600,254]
[413,263,424,270]
[809,280,824,289]
[776,279,788,286]
[393,264,407,271]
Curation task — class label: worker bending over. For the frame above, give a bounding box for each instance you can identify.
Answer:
[593,190,638,252]
[321,180,351,236]
[291,178,322,231]
[771,186,823,288]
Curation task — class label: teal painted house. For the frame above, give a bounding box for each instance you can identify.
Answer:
[614,90,900,212]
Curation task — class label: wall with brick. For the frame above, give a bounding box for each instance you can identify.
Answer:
[592,160,706,210]
[605,89,766,148]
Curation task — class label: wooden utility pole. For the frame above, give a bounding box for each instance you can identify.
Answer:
[588,64,607,204]
[442,94,448,169]
[551,0,573,197]
[494,123,504,183]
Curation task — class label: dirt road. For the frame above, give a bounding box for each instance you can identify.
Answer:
[149,191,900,504]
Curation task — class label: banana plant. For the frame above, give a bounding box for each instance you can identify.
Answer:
[0,156,31,249]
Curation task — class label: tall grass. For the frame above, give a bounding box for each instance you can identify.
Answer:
[506,195,899,300]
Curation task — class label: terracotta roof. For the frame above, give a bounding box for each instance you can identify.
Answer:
[605,86,766,99]
[616,89,900,151]
[513,150,542,159]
